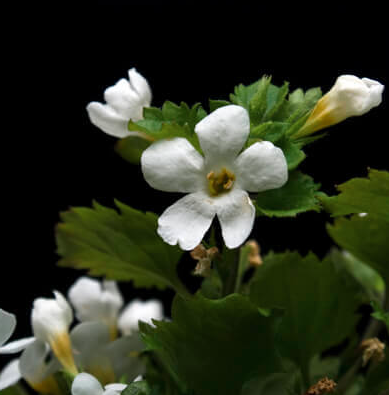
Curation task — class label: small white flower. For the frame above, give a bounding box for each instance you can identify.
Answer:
[141,104,288,250]
[118,299,164,336]
[31,291,78,375]
[68,277,124,339]
[71,373,127,395]
[297,74,384,137]
[87,68,152,138]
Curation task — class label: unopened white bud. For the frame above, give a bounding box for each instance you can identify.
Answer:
[296,75,384,138]
[31,291,77,375]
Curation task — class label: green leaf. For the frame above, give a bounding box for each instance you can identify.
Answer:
[140,294,283,395]
[371,300,389,332]
[56,201,189,296]
[263,81,289,122]
[241,372,300,395]
[255,171,322,217]
[230,79,264,109]
[327,214,389,283]
[122,381,152,395]
[248,76,272,124]
[249,251,361,385]
[0,386,29,395]
[276,137,306,170]
[115,135,152,164]
[329,249,385,303]
[320,169,389,221]
[208,99,230,112]
[248,122,289,144]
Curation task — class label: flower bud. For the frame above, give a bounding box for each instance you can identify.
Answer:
[31,291,77,375]
[118,299,163,336]
[68,277,124,339]
[295,75,384,138]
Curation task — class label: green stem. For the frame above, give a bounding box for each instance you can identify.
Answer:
[337,290,389,393]
[222,248,241,296]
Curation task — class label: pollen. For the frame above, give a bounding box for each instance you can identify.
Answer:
[207,168,235,196]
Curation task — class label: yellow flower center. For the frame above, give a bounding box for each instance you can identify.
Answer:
[207,168,235,196]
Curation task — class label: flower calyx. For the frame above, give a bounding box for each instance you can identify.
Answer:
[245,240,263,267]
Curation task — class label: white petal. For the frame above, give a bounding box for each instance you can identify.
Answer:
[118,299,163,335]
[0,359,21,390]
[215,189,255,249]
[157,192,216,250]
[104,335,145,381]
[72,373,104,395]
[234,141,288,192]
[86,102,132,138]
[128,68,152,107]
[104,383,127,392]
[19,340,51,384]
[141,138,205,193]
[70,322,111,368]
[361,77,384,109]
[0,337,36,354]
[68,277,123,325]
[104,79,143,121]
[31,291,73,342]
[0,309,16,346]
[195,105,250,164]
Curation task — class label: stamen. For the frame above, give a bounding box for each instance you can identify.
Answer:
[207,168,235,196]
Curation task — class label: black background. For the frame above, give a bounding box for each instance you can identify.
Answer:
[1,1,388,354]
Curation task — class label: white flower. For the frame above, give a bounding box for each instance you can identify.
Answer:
[118,299,164,336]
[0,309,35,390]
[68,277,124,339]
[31,291,78,375]
[67,276,164,337]
[87,68,152,138]
[296,75,384,137]
[141,104,288,250]
[71,373,127,395]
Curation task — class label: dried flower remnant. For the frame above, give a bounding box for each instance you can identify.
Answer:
[305,377,337,395]
[245,240,263,266]
[360,337,385,366]
[190,244,219,277]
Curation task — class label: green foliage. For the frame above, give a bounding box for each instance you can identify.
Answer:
[248,251,361,385]
[255,171,323,217]
[56,200,189,296]
[140,294,283,395]
[320,169,389,221]
[115,135,152,164]
[116,102,207,163]
[330,249,385,303]
[122,381,154,395]
[371,300,389,332]
[360,355,389,395]
[0,386,28,395]
[327,215,389,283]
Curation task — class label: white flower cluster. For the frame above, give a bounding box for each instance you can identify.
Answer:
[86,69,383,251]
[0,277,163,393]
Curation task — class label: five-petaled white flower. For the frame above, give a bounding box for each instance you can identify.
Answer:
[87,68,152,138]
[296,74,384,137]
[141,104,288,250]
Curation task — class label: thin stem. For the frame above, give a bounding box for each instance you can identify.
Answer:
[222,248,240,296]
[337,290,389,393]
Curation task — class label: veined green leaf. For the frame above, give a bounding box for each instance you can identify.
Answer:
[56,201,189,296]
[140,294,283,395]
[255,171,322,217]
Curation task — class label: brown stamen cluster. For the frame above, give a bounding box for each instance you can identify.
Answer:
[207,168,235,196]
[305,377,337,395]
[190,244,219,277]
[360,337,386,366]
[245,240,263,266]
